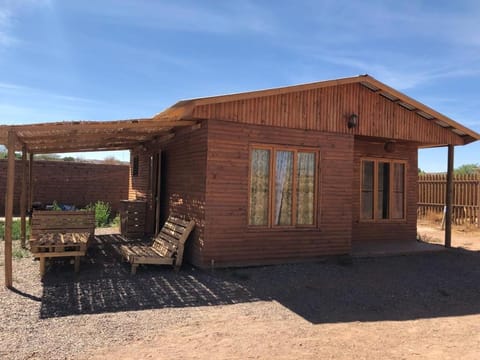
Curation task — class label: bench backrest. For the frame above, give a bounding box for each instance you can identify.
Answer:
[31,210,96,238]
[151,216,195,266]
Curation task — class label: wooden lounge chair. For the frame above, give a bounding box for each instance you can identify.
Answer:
[119,215,195,274]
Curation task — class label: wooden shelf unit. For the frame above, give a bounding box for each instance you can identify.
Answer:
[120,200,146,238]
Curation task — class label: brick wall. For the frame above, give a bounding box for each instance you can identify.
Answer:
[0,160,129,217]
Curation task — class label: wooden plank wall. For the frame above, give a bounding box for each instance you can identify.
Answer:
[129,124,208,266]
[192,83,463,146]
[128,150,151,201]
[203,119,353,268]
[351,139,418,243]
[158,125,208,266]
[418,173,480,226]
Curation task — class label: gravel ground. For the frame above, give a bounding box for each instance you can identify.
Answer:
[1,231,480,359]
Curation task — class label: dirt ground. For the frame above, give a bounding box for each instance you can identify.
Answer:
[417,219,480,251]
[1,222,480,360]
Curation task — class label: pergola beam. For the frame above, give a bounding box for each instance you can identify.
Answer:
[28,143,143,154]
[4,130,17,288]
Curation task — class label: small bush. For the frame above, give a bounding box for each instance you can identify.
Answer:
[110,213,120,228]
[0,220,29,241]
[86,201,111,227]
[51,200,62,211]
[13,245,29,259]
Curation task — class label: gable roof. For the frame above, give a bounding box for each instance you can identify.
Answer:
[155,75,480,146]
[0,75,478,153]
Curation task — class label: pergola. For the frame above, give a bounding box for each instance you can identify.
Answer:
[0,114,195,288]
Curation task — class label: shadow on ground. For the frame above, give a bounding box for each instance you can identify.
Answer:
[39,235,480,324]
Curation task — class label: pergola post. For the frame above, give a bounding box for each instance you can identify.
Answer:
[20,145,28,248]
[4,130,17,288]
[28,153,34,212]
[445,144,454,248]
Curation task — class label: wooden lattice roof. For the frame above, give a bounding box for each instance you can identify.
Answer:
[0,118,195,153]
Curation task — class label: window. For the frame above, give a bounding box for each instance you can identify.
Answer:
[249,146,317,227]
[132,155,139,177]
[361,159,405,220]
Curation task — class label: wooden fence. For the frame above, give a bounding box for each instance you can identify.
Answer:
[418,173,480,226]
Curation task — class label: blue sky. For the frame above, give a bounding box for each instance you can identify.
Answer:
[0,0,479,170]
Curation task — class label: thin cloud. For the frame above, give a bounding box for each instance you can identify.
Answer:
[0,81,104,105]
[0,9,14,46]
[71,0,275,36]
[0,0,53,48]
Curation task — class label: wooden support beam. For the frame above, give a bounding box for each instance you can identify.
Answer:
[20,145,28,249]
[28,153,34,210]
[4,130,16,288]
[445,144,454,248]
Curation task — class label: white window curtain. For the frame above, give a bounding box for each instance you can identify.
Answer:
[274,151,293,225]
[249,149,270,225]
[296,152,315,225]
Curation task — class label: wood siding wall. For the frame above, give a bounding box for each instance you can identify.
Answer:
[193,83,462,146]
[203,119,354,268]
[159,125,208,266]
[129,124,208,267]
[128,151,151,201]
[351,138,418,243]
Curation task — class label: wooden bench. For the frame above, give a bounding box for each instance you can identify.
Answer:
[30,210,95,276]
[119,216,195,274]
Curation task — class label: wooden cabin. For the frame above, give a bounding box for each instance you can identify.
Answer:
[128,75,480,268]
[1,75,479,281]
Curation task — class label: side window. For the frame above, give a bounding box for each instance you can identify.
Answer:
[132,155,139,177]
[249,146,317,227]
[360,159,406,221]
[249,149,271,226]
[361,160,374,219]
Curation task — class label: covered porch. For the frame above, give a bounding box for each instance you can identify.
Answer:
[0,114,195,288]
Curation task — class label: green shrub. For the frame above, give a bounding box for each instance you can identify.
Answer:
[51,200,62,211]
[110,213,120,227]
[0,220,29,241]
[86,201,111,227]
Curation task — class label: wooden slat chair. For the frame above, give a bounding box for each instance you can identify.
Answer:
[119,216,195,274]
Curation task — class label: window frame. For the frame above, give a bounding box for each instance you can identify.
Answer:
[359,157,407,222]
[248,144,319,229]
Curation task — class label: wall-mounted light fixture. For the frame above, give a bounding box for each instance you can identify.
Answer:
[347,113,358,129]
[384,141,396,153]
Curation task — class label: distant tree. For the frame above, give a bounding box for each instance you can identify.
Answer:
[62,156,76,162]
[103,156,121,165]
[0,150,21,159]
[454,163,480,175]
[418,168,425,175]
[35,154,61,161]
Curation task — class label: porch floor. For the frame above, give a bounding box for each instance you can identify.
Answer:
[352,239,446,258]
